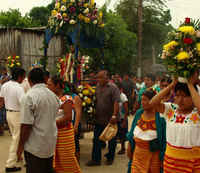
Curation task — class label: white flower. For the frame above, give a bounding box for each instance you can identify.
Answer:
[79,93,83,98]
[93,20,97,25]
[78,85,83,90]
[60,20,63,27]
[84,96,88,100]
[61,5,66,11]
[69,19,76,24]
[83,8,89,14]
[89,107,93,112]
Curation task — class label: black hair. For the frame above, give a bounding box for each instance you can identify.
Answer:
[116,82,123,90]
[51,75,65,89]
[145,74,156,82]
[28,68,45,84]
[143,89,157,100]
[11,67,26,81]
[160,77,172,84]
[44,70,50,78]
[175,82,197,96]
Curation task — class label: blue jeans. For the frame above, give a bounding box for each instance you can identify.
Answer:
[92,124,117,162]
[0,107,6,125]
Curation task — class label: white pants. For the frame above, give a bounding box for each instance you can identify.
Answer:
[6,111,21,168]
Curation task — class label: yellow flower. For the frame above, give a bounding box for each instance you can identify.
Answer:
[85,98,92,104]
[51,10,57,17]
[99,23,105,28]
[99,11,103,19]
[82,102,86,107]
[62,0,67,2]
[8,56,11,60]
[16,56,19,59]
[16,62,20,66]
[55,2,61,9]
[176,51,190,61]
[83,89,90,95]
[84,17,90,23]
[83,3,89,7]
[78,14,84,20]
[91,89,95,94]
[10,64,14,68]
[90,0,94,6]
[62,13,67,18]
[163,41,178,51]
[178,26,195,35]
[196,43,200,53]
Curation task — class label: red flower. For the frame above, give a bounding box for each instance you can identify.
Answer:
[184,38,193,44]
[185,17,191,24]
[175,115,185,123]
[69,7,76,13]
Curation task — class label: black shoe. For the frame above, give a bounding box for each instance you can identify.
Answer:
[5,167,21,172]
[117,149,125,155]
[105,159,113,165]
[86,160,101,166]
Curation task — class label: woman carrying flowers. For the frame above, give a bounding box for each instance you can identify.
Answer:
[149,71,200,173]
[127,89,166,173]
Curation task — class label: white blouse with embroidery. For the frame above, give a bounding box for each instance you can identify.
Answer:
[162,103,200,148]
[134,126,157,141]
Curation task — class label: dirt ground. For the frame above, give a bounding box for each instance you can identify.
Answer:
[0,117,133,173]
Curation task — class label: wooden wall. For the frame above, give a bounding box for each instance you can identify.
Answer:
[0,28,63,72]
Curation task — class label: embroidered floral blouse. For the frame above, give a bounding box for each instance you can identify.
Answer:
[162,103,200,148]
[133,115,157,141]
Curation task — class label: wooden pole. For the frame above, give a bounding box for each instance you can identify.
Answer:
[137,0,143,78]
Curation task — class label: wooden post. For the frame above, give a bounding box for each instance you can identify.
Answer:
[137,0,143,78]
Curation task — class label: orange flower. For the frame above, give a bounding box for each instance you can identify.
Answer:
[190,113,200,124]
[167,110,174,120]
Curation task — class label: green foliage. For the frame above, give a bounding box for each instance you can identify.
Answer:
[0,9,32,28]
[116,0,173,61]
[29,7,50,26]
[81,8,137,74]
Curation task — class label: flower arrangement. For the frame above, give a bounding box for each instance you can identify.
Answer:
[48,0,104,33]
[77,84,96,124]
[7,55,21,69]
[161,18,200,78]
[57,56,66,74]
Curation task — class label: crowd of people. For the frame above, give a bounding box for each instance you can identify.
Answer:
[1,66,200,173]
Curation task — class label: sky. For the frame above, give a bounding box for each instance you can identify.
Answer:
[0,0,200,27]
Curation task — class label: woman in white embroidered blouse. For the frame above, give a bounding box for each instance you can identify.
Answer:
[149,71,200,173]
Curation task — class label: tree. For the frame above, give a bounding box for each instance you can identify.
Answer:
[81,8,137,74]
[29,7,50,26]
[0,9,32,28]
[116,0,173,75]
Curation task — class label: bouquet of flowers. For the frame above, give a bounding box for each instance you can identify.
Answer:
[48,0,104,33]
[7,55,21,69]
[161,18,200,79]
[77,84,96,124]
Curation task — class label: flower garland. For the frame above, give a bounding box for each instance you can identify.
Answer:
[48,0,104,33]
[7,55,21,69]
[77,84,96,124]
[161,18,200,78]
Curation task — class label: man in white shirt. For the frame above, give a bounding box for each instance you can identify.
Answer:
[0,67,26,172]
[17,68,59,173]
